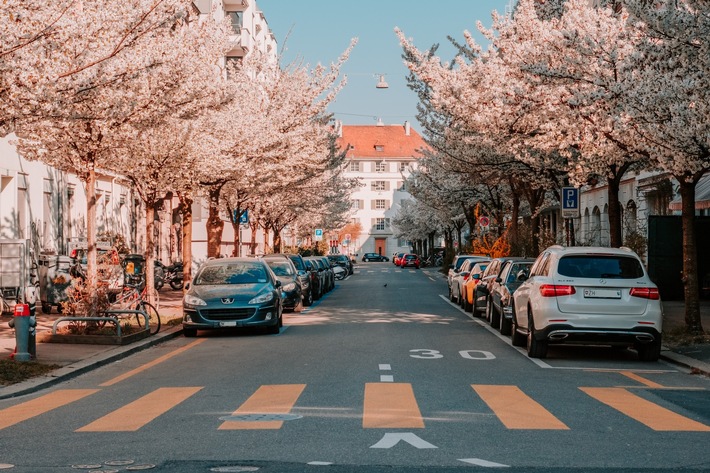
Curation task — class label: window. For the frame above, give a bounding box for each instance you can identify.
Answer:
[375,218,387,230]
[372,181,387,191]
[375,145,384,152]
[374,199,388,210]
[399,162,407,172]
[349,161,361,172]
[375,161,387,172]
[227,11,242,34]
[352,199,364,210]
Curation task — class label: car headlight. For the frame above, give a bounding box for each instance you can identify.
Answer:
[183,294,206,307]
[250,291,274,304]
[282,282,296,292]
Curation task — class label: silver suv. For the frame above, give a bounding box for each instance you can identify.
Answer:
[511,246,662,361]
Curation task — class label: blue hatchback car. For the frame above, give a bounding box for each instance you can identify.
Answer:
[182,258,283,337]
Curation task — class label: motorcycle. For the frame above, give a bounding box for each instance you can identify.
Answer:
[158,261,184,290]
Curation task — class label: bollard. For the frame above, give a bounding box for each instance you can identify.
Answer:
[13,304,32,362]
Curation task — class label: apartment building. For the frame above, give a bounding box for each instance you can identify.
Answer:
[338,121,426,258]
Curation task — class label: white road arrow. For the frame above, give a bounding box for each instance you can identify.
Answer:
[459,458,510,468]
[370,432,437,449]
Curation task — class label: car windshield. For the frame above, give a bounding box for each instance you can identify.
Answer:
[405,255,417,260]
[507,263,531,283]
[195,262,267,285]
[557,255,644,279]
[289,256,305,271]
[265,260,295,276]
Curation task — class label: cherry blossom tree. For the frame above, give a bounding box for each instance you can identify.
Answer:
[13,0,231,311]
[623,0,709,333]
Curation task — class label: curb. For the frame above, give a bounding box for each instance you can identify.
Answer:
[0,326,184,400]
[660,347,710,377]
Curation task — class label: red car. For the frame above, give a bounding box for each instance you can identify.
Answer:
[393,252,405,266]
[399,253,421,269]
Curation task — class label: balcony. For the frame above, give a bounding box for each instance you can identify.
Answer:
[227,25,252,55]
[224,0,249,9]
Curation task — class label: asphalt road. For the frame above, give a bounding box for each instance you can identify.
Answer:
[0,262,709,473]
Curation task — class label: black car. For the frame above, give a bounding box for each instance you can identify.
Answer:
[362,252,389,262]
[284,253,313,306]
[262,255,303,311]
[488,259,534,335]
[182,257,283,337]
[328,254,353,275]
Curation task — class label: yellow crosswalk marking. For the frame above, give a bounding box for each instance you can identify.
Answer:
[76,387,202,432]
[619,371,664,388]
[219,384,306,430]
[581,387,710,431]
[101,339,206,387]
[473,385,569,430]
[363,383,425,429]
[0,389,98,430]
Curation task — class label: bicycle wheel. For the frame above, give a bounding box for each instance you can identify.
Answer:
[135,301,161,335]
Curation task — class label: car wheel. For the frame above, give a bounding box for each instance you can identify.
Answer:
[500,308,512,336]
[463,293,472,312]
[449,286,455,302]
[510,302,526,346]
[636,337,661,362]
[526,313,548,359]
[304,289,313,306]
[183,328,197,337]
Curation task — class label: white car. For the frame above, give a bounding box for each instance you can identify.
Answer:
[511,246,663,361]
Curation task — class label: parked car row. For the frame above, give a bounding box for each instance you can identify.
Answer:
[449,246,663,362]
[391,252,421,269]
[182,253,349,337]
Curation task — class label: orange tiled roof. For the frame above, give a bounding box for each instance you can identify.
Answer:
[338,124,427,159]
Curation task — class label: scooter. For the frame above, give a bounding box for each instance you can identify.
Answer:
[161,261,184,290]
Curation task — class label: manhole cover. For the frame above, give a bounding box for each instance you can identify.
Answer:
[218,413,302,422]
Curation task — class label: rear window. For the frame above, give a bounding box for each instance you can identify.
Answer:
[265,260,295,276]
[557,255,644,279]
[288,256,305,271]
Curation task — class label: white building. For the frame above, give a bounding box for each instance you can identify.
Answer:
[338,121,426,258]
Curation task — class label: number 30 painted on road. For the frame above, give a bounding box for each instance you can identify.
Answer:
[409,349,495,360]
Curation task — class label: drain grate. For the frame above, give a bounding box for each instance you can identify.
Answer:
[219,413,302,422]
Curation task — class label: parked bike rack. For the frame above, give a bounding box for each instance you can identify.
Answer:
[52,309,149,337]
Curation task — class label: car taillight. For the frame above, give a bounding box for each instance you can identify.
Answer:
[539,284,576,297]
[630,287,660,300]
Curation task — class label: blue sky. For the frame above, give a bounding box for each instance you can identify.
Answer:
[257,0,513,127]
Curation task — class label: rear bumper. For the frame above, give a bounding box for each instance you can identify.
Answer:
[536,324,662,345]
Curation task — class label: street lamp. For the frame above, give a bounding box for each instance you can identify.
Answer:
[375,74,389,89]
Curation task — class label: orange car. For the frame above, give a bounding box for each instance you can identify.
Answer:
[461,261,490,312]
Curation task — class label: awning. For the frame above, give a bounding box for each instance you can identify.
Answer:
[669,173,710,210]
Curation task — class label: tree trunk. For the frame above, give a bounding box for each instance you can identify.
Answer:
[510,187,520,252]
[607,174,623,248]
[144,201,157,307]
[249,220,259,255]
[83,167,99,316]
[206,186,224,258]
[272,224,283,253]
[678,178,703,334]
[178,193,193,291]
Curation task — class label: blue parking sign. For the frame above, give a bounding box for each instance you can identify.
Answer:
[561,187,579,218]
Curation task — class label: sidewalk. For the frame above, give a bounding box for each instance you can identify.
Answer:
[1,293,709,400]
[0,289,185,399]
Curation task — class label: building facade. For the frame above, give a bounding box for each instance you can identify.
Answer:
[338,121,426,258]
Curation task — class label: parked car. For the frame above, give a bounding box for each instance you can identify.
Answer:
[303,257,325,299]
[182,257,283,337]
[399,253,421,269]
[450,258,479,304]
[262,254,303,311]
[511,246,663,361]
[393,252,406,266]
[461,260,491,311]
[487,259,534,335]
[362,253,389,262]
[285,253,313,306]
[328,254,353,275]
[448,255,488,299]
[314,256,334,292]
[479,257,536,324]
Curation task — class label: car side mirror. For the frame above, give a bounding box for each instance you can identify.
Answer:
[495,277,502,283]
[184,282,191,290]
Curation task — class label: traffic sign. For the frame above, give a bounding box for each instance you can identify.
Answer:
[479,216,490,228]
[561,187,580,218]
[315,229,323,241]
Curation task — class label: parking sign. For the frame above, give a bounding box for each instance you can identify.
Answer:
[561,187,579,218]
[314,229,323,241]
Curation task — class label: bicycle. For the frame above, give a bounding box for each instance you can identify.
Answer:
[109,282,161,335]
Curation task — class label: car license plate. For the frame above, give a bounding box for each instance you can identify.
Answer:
[583,288,621,299]
[220,321,237,327]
